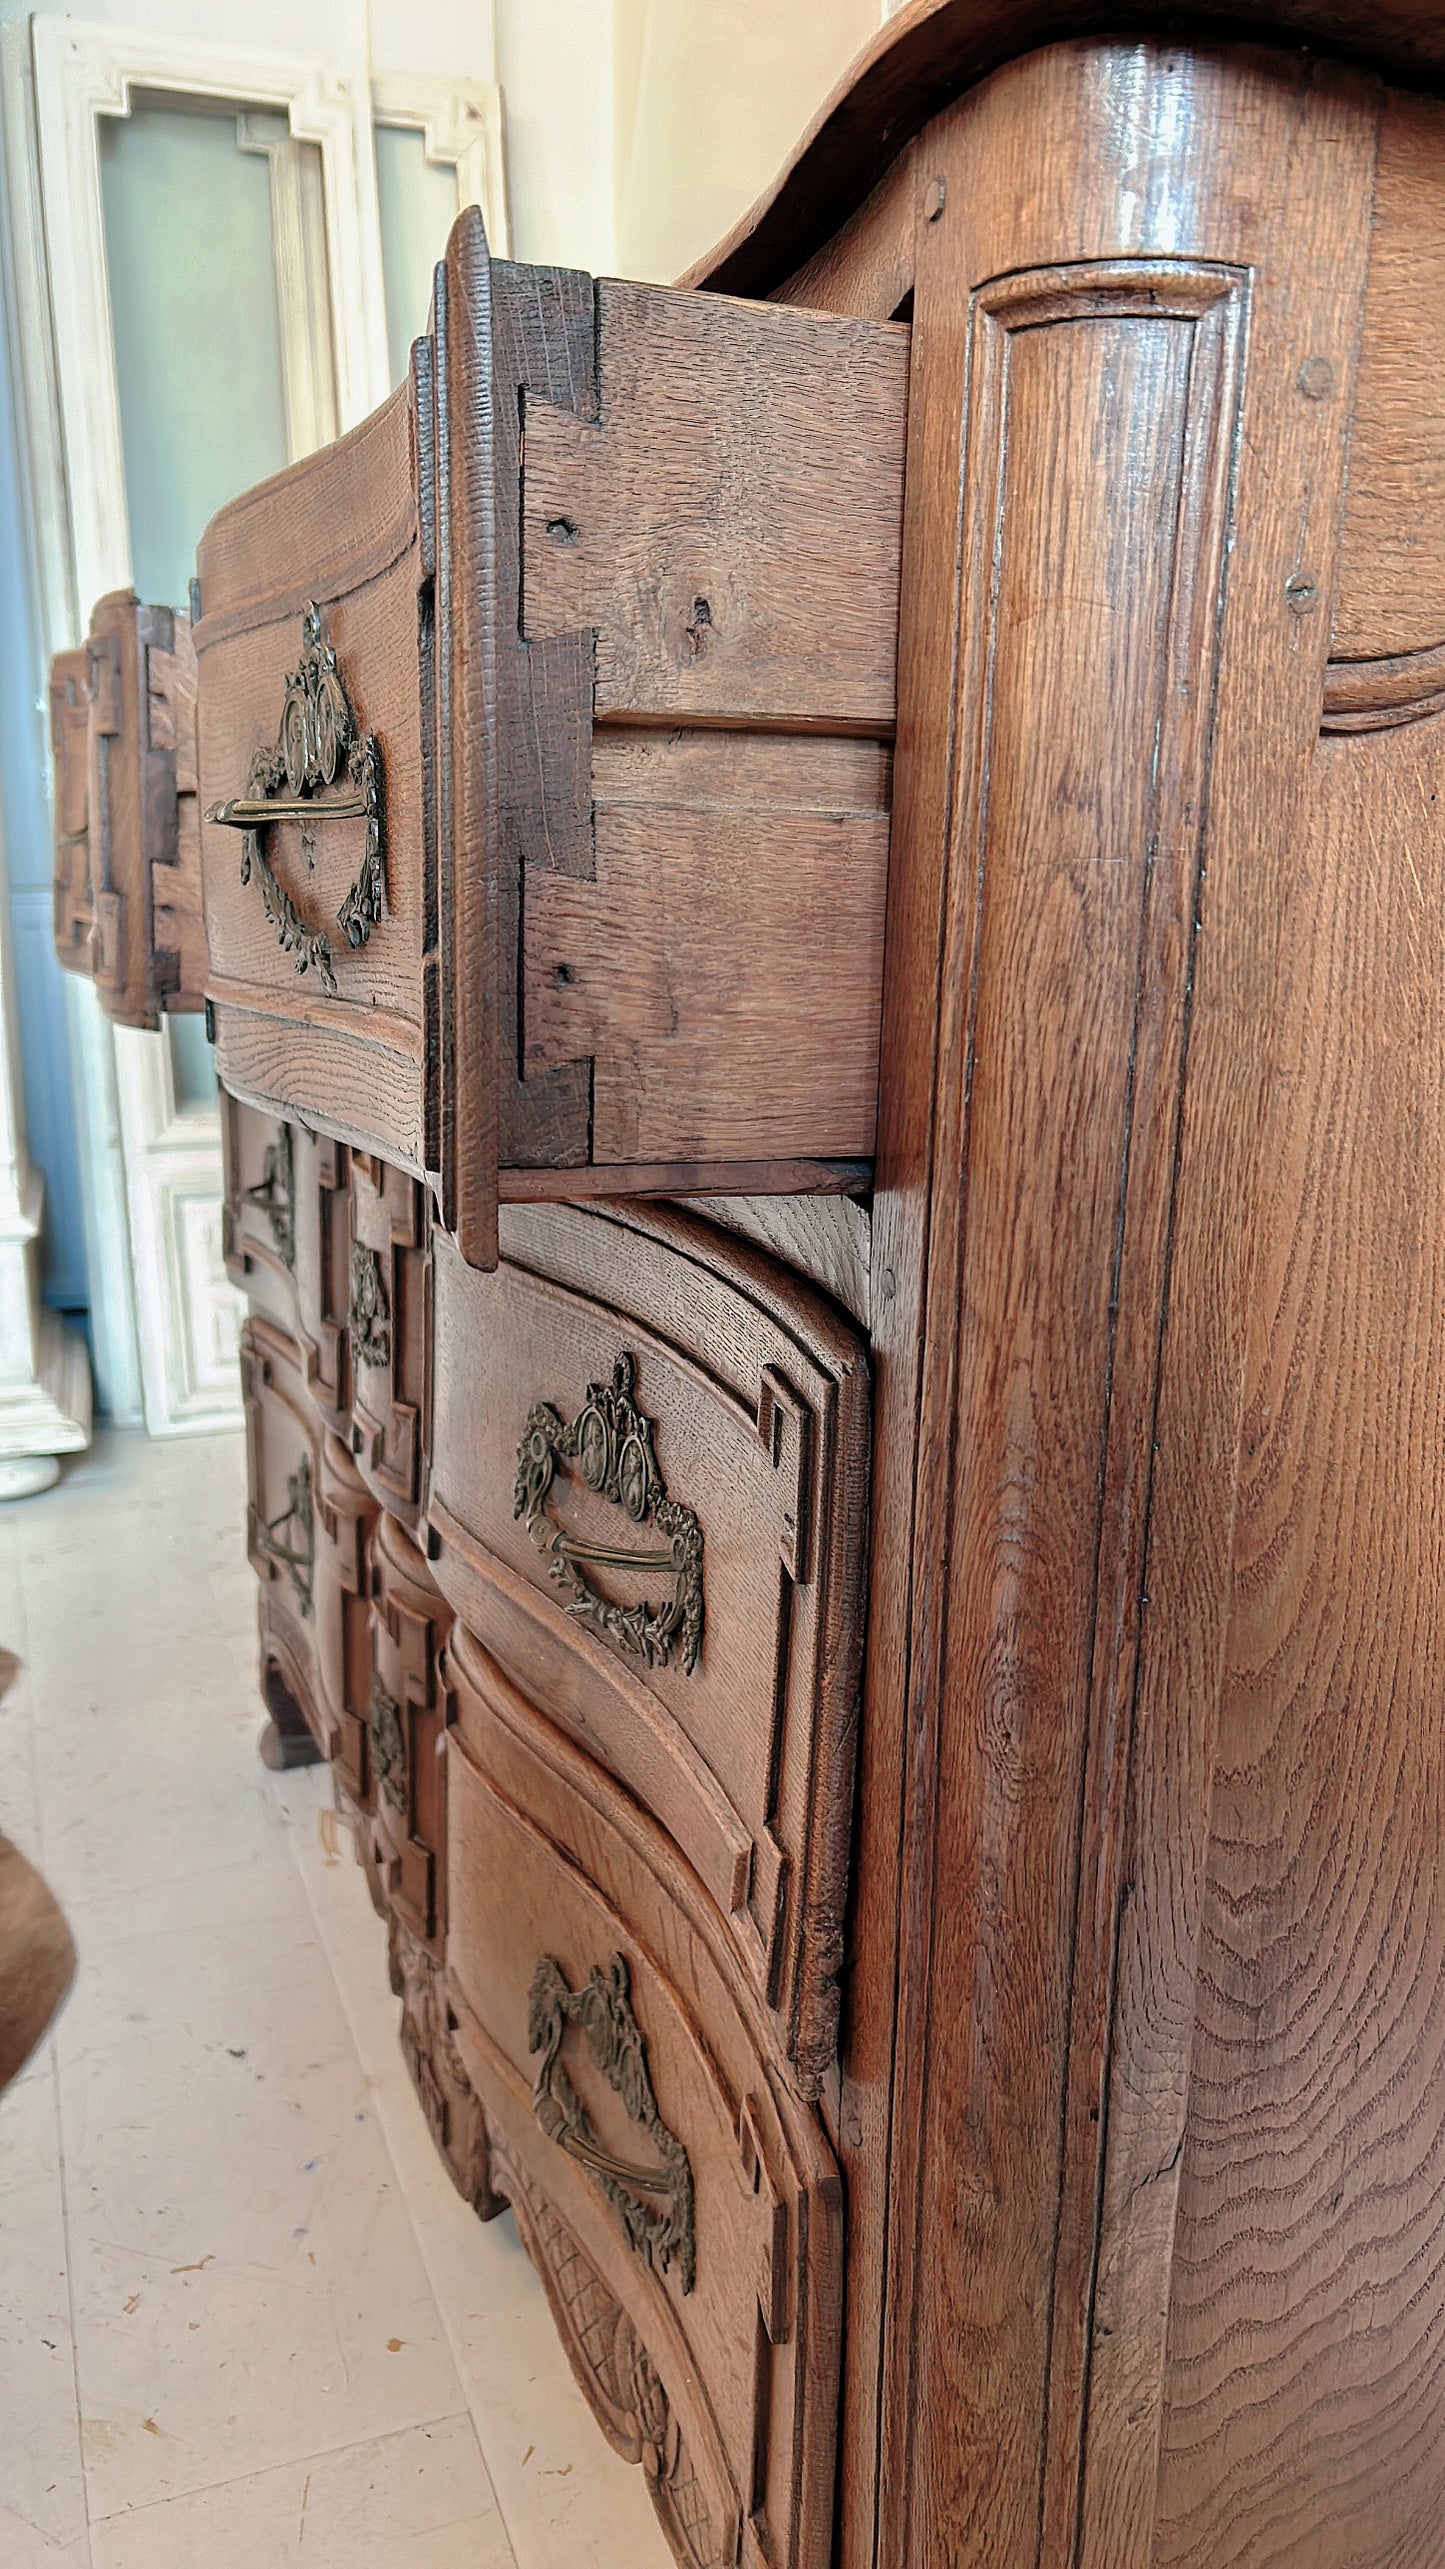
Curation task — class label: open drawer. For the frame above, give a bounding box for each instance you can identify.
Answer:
[195,210,906,1268]
[48,594,203,1028]
[445,1627,842,2569]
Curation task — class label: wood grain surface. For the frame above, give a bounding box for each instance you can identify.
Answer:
[856,41,1384,2569]
[1153,713,1445,2567]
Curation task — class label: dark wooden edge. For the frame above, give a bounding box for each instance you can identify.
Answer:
[498,1157,873,1201]
[437,212,500,1270]
[1322,638,1445,730]
[683,0,1445,299]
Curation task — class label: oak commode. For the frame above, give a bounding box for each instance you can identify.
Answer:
[53,4,1445,2560]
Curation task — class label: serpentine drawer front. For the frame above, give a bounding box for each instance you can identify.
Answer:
[195,213,906,1268]
[427,1198,870,2094]
[444,1626,843,2569]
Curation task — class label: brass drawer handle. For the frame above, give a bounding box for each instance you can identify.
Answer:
[514,1353,704,1673]
[528,1953,696,2293]
[206,603,384,996]
[249,1452,315,1618]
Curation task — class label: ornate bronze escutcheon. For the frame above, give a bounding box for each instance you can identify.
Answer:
[513,1354,704,1673]
[242,1123,295,1270]
[349,1243,391,1370]
[528,1952,696,2293]
[251,1453,315,1618]
[205,602,383,994]
[368,1671,406,1810]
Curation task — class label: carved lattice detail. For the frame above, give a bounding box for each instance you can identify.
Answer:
[499,2151,733,2569]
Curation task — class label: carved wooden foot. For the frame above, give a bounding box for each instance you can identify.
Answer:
[257,1662,324,1770]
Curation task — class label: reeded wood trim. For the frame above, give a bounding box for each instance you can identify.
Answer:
[1322,638,1445,730]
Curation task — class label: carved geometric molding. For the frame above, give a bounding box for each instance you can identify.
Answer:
[889,251,1253,2561]
[1322,635,1445,732]
[498,2147,733,2569]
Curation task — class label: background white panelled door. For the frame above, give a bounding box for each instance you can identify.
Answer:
[6,14,507,1433]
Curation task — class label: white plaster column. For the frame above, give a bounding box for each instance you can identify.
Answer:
[0,802,90,1496]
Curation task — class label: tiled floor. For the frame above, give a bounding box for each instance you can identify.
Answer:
[0,1428,669,2568]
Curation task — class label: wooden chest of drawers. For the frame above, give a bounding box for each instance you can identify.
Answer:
[53,4,1445,2562]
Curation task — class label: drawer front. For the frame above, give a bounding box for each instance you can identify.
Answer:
[195,384,429,1172]
[222,1096,299,1326]
[50,647,94,974]
[445,1628,842,2569]
[222,1101,353,1435]
[346,1152,430,1519]
[240,1317,327,1753]
[428,1200,869,2093]
[363,1518,488,2208]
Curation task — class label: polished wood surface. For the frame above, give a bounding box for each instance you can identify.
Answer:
[51,10,1445,2563]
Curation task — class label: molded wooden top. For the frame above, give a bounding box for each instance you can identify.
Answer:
[686,0,1445,294]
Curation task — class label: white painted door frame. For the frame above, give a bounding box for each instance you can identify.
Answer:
[16,15,393,1432]
[4,15,508,1433]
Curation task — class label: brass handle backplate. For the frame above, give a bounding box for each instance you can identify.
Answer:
[528,1952,696,2293]
[206,602,384,996]
[249,1451,315,1618]
[513,1353,704,1674]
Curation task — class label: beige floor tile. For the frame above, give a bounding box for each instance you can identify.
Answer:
[87,2415,512,2569]
[56,1902,467,2515]
[274,1778,670,2568]
[0,2049,90,2567]
[15,1425,672,2564]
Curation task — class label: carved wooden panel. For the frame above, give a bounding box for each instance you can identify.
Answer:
[293,1129,353,1435]
[221,1094,297,1324]
[49,646,94,976]
[445,1627,843,2569]
[347,1151,428,1520]
[313,1430,377,1815]
[222,1101,351,1441]
[428,1199,870,2092]
[367,1510,453,1949]
[239,1315,325,1757]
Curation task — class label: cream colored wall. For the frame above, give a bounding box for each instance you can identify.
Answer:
[494,0,617,272]
[611,0,882,284]
[495,0,885,285]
